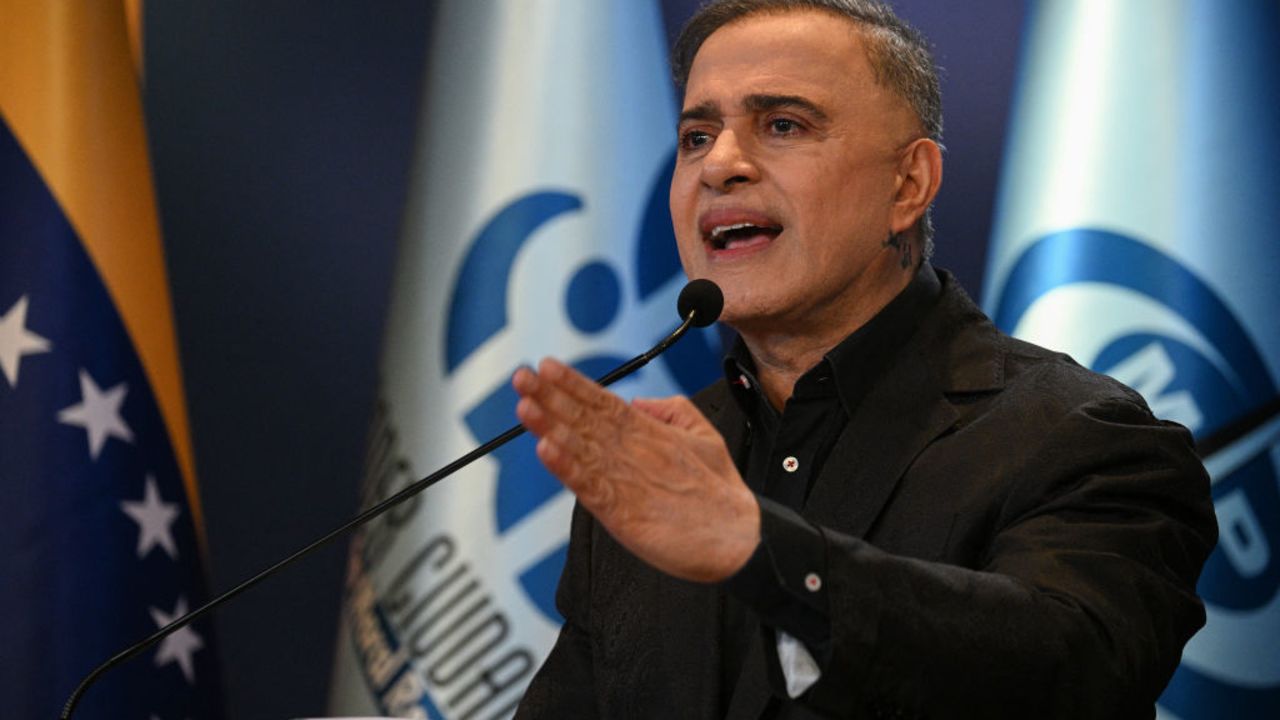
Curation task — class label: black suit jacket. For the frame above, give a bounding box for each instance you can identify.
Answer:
[516,271,1217,719]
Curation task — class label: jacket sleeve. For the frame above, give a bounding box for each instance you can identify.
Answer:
[513,503,599,718]
[788,395,1217,718]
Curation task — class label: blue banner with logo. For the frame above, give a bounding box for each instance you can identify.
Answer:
[0,3,222,717]
[327,2,721,716]
[984,1,1280,717]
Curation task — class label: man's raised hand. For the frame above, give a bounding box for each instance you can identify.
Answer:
[512,358,759,583]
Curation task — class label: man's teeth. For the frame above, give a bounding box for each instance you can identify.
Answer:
[710,222,762,241]
[707,222,781,250]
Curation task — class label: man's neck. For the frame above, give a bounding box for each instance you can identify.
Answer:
[737,263,916,411]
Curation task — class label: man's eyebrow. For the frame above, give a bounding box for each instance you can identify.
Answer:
[677,95,830,126]
[742,94,829,121]
[678,101,720,125]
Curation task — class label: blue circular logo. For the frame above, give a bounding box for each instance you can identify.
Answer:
[442,152,721,623]
[993,229,1280,715]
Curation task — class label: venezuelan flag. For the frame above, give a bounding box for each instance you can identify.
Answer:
[0,1,223,717]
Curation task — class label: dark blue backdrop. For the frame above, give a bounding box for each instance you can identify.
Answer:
[144,1,1025,717]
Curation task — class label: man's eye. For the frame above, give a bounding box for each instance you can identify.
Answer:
[680,130,712,150]
[768,118,801,134]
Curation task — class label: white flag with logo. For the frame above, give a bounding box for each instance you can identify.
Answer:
[984,1,1280,716]
[327,1,722,717]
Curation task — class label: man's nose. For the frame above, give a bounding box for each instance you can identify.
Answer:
[700,129,759,191]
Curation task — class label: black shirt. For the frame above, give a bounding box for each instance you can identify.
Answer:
[718,263,943,712]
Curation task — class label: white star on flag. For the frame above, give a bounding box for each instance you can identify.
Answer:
[57,369,134,460]
[121,475,180,559]
[0,295,52,388]
[150,597,203,684]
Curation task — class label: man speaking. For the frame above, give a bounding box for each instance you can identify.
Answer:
[511,0,1216,717]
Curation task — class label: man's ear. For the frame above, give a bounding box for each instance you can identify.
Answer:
[891,138,943,235]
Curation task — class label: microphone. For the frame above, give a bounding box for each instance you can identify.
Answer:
[60,279,724,719]
[677,278,724,328]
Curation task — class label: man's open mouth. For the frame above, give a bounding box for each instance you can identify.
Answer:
[706,222,783,250]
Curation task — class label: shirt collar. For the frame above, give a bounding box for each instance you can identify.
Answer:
[723,262,942,417]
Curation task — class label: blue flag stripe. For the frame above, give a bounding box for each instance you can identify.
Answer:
[0,117,222,718]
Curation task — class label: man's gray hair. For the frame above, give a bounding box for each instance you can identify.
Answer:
[670,0,943,253]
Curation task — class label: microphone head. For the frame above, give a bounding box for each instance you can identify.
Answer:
[677,279,724,327]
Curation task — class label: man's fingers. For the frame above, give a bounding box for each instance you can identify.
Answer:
[511,365,541,397]
[538,357,623,411]
[517,391,605,487]
[514,363,590,428]
[535,435,571,477]
[535,435,586,492]
[520,358,635,434]
[515,395,550,435]
[535,432,605,504]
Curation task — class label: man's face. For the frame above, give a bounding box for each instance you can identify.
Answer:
[671,10,921,334]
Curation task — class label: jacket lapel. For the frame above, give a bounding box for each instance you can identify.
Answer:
[802,345,952,538]
[804,358,957,537]
[802,275,1003,538]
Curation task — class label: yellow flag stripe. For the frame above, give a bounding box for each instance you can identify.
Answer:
[0,0,204,541]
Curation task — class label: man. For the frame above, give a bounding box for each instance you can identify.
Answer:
[512,1,1216,717]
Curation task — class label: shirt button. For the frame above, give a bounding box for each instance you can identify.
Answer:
[782,456,799,473]
[804,572,822,592]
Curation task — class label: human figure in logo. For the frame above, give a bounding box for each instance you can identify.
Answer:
[511,1,1216,717]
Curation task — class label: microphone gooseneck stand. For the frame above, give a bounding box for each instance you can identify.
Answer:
[60,279,724,719]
